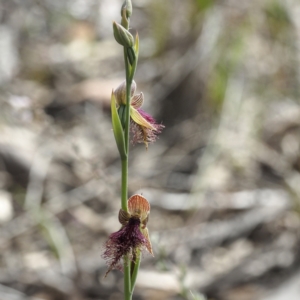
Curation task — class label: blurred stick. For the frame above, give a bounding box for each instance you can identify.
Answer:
[0,179,106,246]
[22,149,77,276]
[157,201,289,253]
[0,283,42,300]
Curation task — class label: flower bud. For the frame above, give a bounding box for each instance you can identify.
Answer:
[113,22,134,48]
[121,0,132,19]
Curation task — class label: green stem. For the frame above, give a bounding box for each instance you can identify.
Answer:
[124,256,132,300]
[124,49,132,151]
[121,9,139,300]
[121,159,128,212]
[121,48,132,213]
[122,46,133,300]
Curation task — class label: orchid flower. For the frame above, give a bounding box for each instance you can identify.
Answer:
[113,80,164,148]
[102,195,153,277]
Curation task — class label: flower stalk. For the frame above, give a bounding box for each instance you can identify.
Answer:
[103,1,164,299]
[122,3,134,297]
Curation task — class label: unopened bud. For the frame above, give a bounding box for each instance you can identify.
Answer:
[113,22,134,48]
[121,0,132,19]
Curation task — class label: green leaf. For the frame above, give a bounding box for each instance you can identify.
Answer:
[111,92,127,160]
[126,47,136,65]
[134,33,139,57]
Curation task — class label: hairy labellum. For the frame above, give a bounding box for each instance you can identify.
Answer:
[102,217,146,277]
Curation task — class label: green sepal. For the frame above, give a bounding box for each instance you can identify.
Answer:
[111,92,127,160]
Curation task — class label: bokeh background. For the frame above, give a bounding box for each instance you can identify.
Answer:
[1,0,300,299]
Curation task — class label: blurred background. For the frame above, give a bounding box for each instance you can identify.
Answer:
[0,0,300,299]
